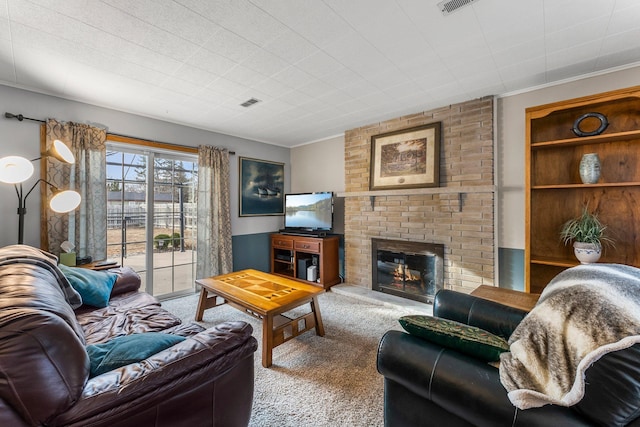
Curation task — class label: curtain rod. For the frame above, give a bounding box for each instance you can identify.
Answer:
[4,112,236,155]
[4,112,44,123]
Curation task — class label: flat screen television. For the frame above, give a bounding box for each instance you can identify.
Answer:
[284,192,333,231]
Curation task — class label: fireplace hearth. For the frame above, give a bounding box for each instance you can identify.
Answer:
[371,239,444,304]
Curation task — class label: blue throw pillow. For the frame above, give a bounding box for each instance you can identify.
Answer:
[58,264,117,308]
[86,333,186,378]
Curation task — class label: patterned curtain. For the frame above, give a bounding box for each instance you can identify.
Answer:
[44,119,107,259]
[196,145,232,279]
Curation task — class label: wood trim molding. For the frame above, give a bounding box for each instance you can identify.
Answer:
[107,134,198,154]
[40,124,48,250]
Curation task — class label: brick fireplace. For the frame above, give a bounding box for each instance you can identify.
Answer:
[342,97,495,296]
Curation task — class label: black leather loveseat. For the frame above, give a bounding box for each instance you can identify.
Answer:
[377,289,640,427]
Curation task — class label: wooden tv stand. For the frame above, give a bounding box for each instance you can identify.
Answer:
[270,233,340,289]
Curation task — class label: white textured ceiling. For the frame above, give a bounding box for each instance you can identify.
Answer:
[1,0,640,147]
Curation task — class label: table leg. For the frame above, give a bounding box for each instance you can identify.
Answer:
[262,314,274,368]
[311,296,325,336]
[195,287,208,321]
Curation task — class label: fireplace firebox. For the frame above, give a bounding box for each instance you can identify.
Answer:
[371,239,444,304]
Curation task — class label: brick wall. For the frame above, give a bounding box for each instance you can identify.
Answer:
[344,97,494,294]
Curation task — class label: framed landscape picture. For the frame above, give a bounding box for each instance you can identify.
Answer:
[369,122,441,190]
[239,157,285,216]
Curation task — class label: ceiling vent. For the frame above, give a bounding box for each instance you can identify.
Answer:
[240,98,261,108]
[437,0,478,15]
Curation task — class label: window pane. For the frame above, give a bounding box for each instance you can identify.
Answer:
[124,154,146,182]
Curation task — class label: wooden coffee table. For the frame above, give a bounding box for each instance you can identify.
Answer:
[195,269,325,368]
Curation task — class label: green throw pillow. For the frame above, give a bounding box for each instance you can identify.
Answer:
[86,333,186,378]
[398,315,509,362]
[59,264,117,308]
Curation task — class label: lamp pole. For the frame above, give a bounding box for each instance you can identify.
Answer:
[14,179,73,245]
[15,181,40,245]
[16,184,26,245]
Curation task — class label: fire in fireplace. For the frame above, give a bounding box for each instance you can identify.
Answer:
[371,239,444,304]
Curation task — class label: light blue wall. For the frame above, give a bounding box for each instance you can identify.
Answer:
[0,84,290,249]
[498,248,525,291]
[232,232,271,272]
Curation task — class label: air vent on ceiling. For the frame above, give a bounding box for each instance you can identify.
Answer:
[240,98,261,107]
[437,0,478,15]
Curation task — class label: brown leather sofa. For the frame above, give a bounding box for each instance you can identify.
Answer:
[0,245,258,427]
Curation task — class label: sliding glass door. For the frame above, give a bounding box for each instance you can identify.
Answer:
[151,155,198,296]
[106,144,198,298]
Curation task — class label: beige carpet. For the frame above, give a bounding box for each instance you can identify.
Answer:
[161,290,429,427]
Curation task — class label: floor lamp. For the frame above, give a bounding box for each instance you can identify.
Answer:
[0,141,81,244]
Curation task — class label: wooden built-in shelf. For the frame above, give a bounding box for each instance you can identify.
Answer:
[531,129,640,149]
[529,257,578,268]
[525,85,640,293]
[532,182,640,190]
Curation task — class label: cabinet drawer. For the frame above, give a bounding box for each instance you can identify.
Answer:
[295,241,320,253]
[272,238,293,249]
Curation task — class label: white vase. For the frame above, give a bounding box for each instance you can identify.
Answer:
[579,153,601,184]
[573,242,601,264]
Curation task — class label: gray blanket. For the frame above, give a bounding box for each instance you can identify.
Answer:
[499,264,640,409]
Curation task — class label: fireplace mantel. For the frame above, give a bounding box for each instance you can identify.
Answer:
[336,185,495,198]
[337,185,495,212]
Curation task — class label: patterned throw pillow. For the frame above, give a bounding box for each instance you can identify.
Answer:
[398,315,509,362]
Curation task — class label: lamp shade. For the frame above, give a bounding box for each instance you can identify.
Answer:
[49,140,75,164]
[49,190,81,213]
[0,156,35,183]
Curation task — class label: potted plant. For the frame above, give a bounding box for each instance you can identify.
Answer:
[560,206,614,264]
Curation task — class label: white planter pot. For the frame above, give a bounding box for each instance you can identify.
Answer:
[573,242,602,264]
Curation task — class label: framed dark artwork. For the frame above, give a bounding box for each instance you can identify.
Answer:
[239,157,285,216]
[369,122,441,190]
